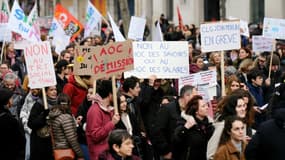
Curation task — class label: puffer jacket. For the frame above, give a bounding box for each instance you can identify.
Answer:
[49,108,84,158]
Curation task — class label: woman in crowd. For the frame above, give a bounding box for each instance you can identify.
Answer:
[234,47,252,69]
[28,85,57,160]
[207,92,252,160]
[49,93,84,159]
[225,75,241,95]
[115,93,145,159]
[174,95,214,160]
[214,116,247,160]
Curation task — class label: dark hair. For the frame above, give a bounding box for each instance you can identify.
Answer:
[108,129,132,154]
[192,55,203,63]
[185,95,203,116]
[231,89,255,126]
[51,93,72,114]
[180,85,195,97]
[161,95,176,104]
[122,76,139,93]
[247,68,263,83]
[239,47,252,58]
[218,116,244,146]
[97,80,113,98]
[117,93,129,114]
[65,44,75,50]
[55,60,69,74]
[60,50,69,57]
[218,94,244,121]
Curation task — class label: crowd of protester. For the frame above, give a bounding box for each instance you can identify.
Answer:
[1,14,285,160]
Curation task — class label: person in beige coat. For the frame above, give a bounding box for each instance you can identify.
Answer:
[214,116,247,160]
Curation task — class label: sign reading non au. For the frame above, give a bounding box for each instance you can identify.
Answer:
[124,41,189,79]
[24,41,57,89]
[74,40,133,79]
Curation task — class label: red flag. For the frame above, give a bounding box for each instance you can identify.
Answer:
[54,4,84,41]
[177,6,184,30]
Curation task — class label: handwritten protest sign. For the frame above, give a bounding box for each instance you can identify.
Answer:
[200,21,240,52]
[263,17,285,40]
[179,70,217,100]
[24,41,56,89]
[252,35,274,52]
[128,16,146,41]
[74,40,133,79]
[124,41,189,79]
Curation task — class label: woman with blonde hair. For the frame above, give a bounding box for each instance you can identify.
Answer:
[225,75,241,95]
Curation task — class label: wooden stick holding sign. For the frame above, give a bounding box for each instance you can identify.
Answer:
[0,40,6,63]
[42,88,49,110]
[268,40,276,78]
[220,51,226,97]
[112,75,118,114]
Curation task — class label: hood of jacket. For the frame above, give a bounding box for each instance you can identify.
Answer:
[48,107,62,120]
[68,75,89,90]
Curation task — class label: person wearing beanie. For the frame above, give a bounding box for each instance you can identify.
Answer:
[263,53,282,103]
[0,88,26,160]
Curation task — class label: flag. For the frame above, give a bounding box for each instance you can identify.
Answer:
[49,18,71,54]
[27,3,41,42]
[152,21,163,41]
[8,0,39,42]
[0,0,10,23]
[108,12,125,42]
[177,6,184,30]
[54,3,83,41]
[84,0,102,38]
[0,0,12,41]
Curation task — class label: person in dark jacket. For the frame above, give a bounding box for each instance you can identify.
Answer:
[245,108,285,160]
[99,129,140,160]
[28,85,57,160]
[49,93,84,159]
[0,88,26,160]
[151,85,197,160]
[55,60,69,93]
[174,95,214,160]
[76,87,93,160]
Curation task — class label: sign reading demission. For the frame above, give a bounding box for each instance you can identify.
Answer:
[124,41,189,79]
[200,21,240,52]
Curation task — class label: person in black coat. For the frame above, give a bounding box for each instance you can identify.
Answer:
[151,85,197,160]
[174,95,214,160]
[28,86,57,160]
[0,88,26,160]
[245,108,285,160]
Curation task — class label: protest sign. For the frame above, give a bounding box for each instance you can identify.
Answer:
[84,1,102,38]
[124,41,189,79]
[0,24,12,41]
[128,16,146,41]
[263,17,285,40]
[108,12,125,42]
[179,70,217,100]
[152,21,163,41]
[200,21,240,52]
[74,40,133,79]
[54,4,84,41]
[24,41,56,89]
[227,17,249,37]
[252,35,274,52]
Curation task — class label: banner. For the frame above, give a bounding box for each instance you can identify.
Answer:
[263,17,285,40]
[124,41,189,79]
[24,41,57,89]
[74,40,133,79]
[84,0,102,38]
[252,35,274,52]
[200,21,240,52]
[7,1,39,42]
[54,3,84,41]
[108,12,125,42]
[128,16,146,41]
